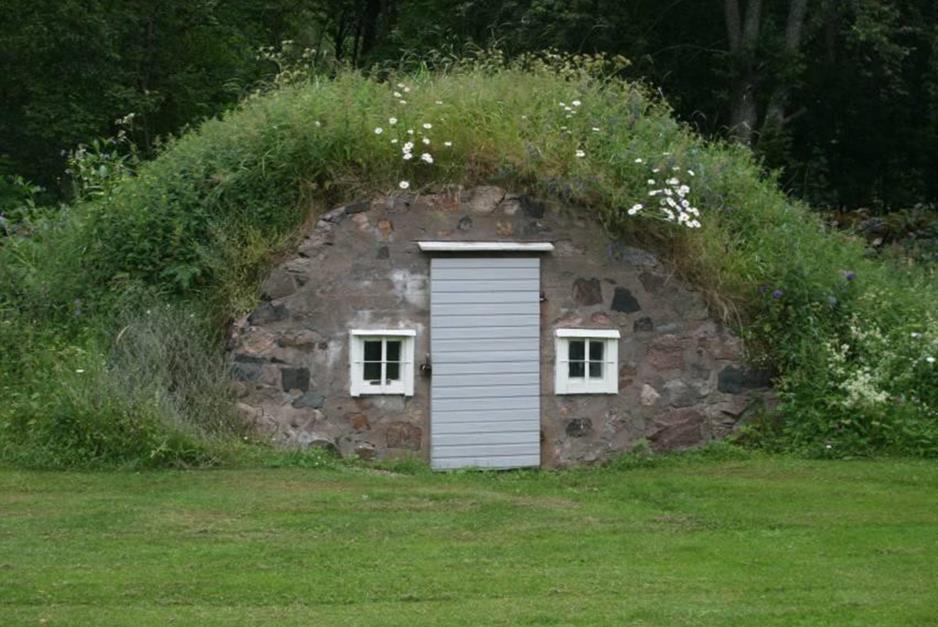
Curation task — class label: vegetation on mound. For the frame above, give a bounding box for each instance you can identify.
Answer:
[1,53,936,467]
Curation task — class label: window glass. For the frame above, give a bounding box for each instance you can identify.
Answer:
[364,340,382,362]
[589,341,604,378]
[386,340,401,363]
[568,340,585,378]
[363,361,382,381]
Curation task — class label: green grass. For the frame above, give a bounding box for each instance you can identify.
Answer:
[2,457,937,625]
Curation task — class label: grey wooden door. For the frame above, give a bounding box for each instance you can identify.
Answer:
[430,257,541,469]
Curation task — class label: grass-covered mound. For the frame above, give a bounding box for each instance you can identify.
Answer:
[2,54,937,467]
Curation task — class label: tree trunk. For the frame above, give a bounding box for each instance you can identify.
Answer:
[725,0,763,145]
[763,0,810,133]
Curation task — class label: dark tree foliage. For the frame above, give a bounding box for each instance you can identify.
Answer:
[1,0,937,219]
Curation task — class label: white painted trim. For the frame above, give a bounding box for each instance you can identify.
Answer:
[555,328,621,339]
[349,331,415,397]
[418,241,554,253]
[554,334,619,395]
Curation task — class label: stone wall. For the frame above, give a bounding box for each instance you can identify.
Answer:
[228,186,771,466]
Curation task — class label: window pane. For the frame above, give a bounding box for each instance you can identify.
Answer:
[589,361,603,378]
[569,361,585,378]
[568,340,585,361]
[386,362,400,381]
[589,341,604,361]
[363,361,381,381]
[386,340,401,363]
[364,340,382,361]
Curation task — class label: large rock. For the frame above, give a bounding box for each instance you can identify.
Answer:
[611,287,641,313]
[281,367,310,392]
[717,366,772,394]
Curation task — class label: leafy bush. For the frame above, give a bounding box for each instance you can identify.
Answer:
[1,52,937,466]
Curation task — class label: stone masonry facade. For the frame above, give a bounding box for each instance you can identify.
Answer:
[227,186,771,467]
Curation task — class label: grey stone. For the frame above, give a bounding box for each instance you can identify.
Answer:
[609,244,659,267]
[354,444,377,460]
[234,353,266,364]
[231,362,262,382]
[640,384,660,407]
[344,200,371,214]
[248,302,289,325]
[566,418,593,437]
[261,268,297,300]
[633,316,654,332]
[611,287,641,313]
[717,366,772,394]
[281,367,310,392]
[467,186,505,214]
[663,379,701,408]
[292,391,325,409]
[458,215,473,231]
[377,245,390,259]
[573,278,603,306]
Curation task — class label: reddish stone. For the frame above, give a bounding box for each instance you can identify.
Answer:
[649,408,707,450]
[386,422,422,450]
[646,334,685,370]
[354,445,376,461]
[347,413,370,431]
[377,219,394,239]
[590,312,611,324]
[572,278,603,306]
[496,220,514,237]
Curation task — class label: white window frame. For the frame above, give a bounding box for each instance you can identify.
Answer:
[349,330,416,397]
[554,329,620,395]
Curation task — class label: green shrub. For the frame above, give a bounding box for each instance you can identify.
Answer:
[1,52,936,466]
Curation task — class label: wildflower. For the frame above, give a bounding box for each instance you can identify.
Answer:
[634,158,643,163]
[559,102,566,107]
[399,181,410,190]
[575,149,586,158]
[771,289,784,300]
[825,444,832,450]
[389,117,398,125]
[402,153,413,160]
[687,220,701,228]
[666,177,679,186]
[420,152,433,164]
[443,141,453,147]
[399,100,407,105]
[407,129,414,135]
[403,86,411,93]
[396,83,405,89]
[374,127,383,134]
[422,122,432,129]
[314,120,321,127]
[652,167,660,173]
[521,115,528,120]
[75,369,85,374]
[592,127,601,132]
[687,169,695,176]
[393,91,402,98]
[564,106,573,112]
[390,138,398,144]
[435,100,443,105]
[628,204,643,215]
[572,99,581,107]
[403,141,414,151]
[647,179,655,185]
[927,356,936,364]
[422,137,430,145]
[912,332,922,339]
[844,271,856,281]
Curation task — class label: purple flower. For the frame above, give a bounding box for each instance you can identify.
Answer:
[844,270,856,281]
[771,289,784,300]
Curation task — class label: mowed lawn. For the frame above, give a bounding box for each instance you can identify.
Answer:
[1,457,937,626]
